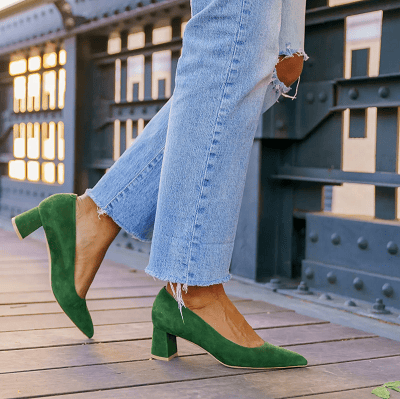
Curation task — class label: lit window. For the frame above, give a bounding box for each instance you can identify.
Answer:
[43,70,56,110]
[9,59,27,76]
[13,123,26,158]
[181,21,188,37]
[42,122,56,160]
[113,120,120,161]
[138,118,145,135]
[126,119,135,148]
[127,55,145,101]
[152,26,172,45]
[128,32,145,49]
[8,46,67,184]
[27,161,40,182]
[13,76,26,113]
[27,122,40,159]
[9,160,26,180]
[58,68,66,109]
[108,33,121,54]
[57,163,64,184]
[28,56,41,72]
[43,52,57,68]
[57,122,65,161]
[152,50,171,99]
[42,162,56,184]
[115,59,121,103]
[27,73,41,112]
[59,49,67,65]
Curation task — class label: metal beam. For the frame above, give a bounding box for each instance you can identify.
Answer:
[0,0,190,58]
[272,165,400,188]
[0,0,55,20]
[306,0,400,26]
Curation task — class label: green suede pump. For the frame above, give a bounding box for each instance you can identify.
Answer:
[151,287,308,369]
[11,193,94,338]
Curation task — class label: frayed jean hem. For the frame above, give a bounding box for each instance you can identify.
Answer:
[85,188,153,243]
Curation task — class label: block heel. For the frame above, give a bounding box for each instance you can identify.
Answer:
[151,326,178,361]
[12,207,42,240]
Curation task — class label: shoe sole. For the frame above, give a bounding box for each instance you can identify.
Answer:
[152,336,308,370]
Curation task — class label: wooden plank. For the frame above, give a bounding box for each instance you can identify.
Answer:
[0,310,328,351]
[0,286,164,305]
[0,309,325,333]
[0,274,162,292]
[0,298,287,316]
[294,387,400,399]
[0,335,397,375]
[2,353,400,398]
[257,322,377,346]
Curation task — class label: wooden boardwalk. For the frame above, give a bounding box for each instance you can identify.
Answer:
[1,227,400,399]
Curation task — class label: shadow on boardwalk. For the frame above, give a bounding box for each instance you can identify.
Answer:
[0,228,399,399]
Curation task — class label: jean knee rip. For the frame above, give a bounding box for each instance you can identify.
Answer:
[273,44,309,101]
[169,281,188,323]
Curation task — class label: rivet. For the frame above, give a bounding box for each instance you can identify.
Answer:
[382,283,393,297]
[387,241,398,255]
[348,88,358,100]
[65,17,75,28]
[331,233,340,245]
[62,3,72,12]
[327,271,336,284]
[345,299,357,307]
[353,277,363,290]
[306,92,314,103]
[371,298,391,314]
[309,231,318,243]
[296,281,313,295]
[318,91,327,102]
[357,236,368,250]
[265,278,282,292]
[378,86,390,98]
[319,293,331,300]
[305,267,314,279]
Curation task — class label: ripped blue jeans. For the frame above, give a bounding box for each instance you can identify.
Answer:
[87,0,308,319]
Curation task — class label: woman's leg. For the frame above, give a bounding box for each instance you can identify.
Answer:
[145,0,284,347]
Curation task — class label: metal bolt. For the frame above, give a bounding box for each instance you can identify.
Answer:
[382,283,393,297]
[62,3,72,13]
[265,278,282,292]
[357,236,368,250]
[318,91,327,102]
[345,299,357,307]
[353,277,363,290]
[331,233,340,245]
[378,86,390,98]
[327,271,336,284]
[387,241,398,255]
[371,298,391,314]
[305,267,314,279]
[296,281,313,295]
[348,88,358,100]
[306,92,314,103]
[309,231,318,243]
[319,293,331,300]
[65,17,75,28]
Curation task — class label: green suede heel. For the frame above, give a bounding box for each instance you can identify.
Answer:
[151,287,308,369]
[151,326,178,361]
[11,194,94,339]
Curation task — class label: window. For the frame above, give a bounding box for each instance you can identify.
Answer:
[8,45,67,184]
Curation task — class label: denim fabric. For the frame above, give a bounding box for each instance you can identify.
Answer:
[87,0,307,292]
